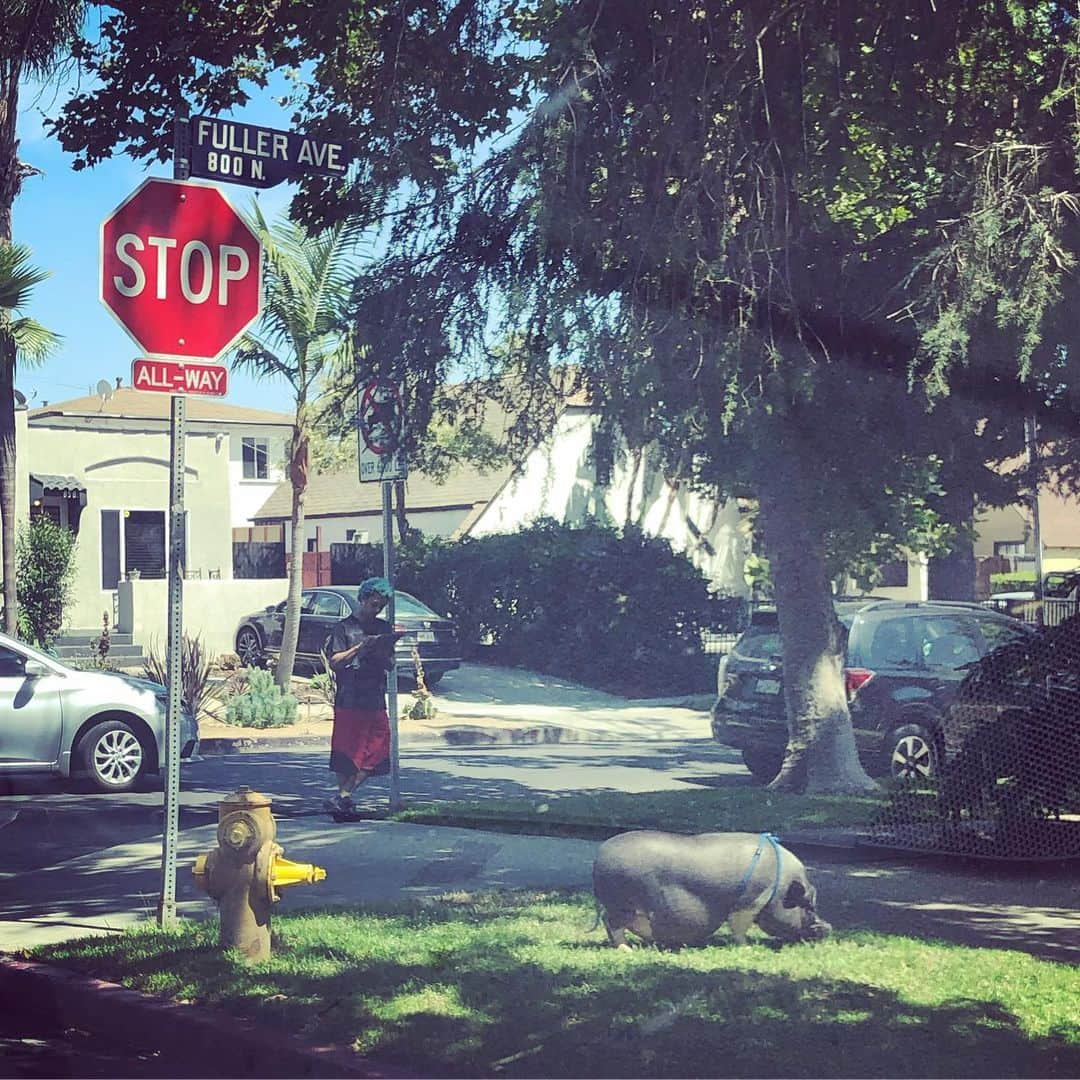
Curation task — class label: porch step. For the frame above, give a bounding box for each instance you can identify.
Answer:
[54,643,144,660]
[57,631,133,647]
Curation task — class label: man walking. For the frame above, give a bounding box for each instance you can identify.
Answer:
[323,577,396,815]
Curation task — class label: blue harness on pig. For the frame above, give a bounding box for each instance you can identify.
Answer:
[736,832,783,906]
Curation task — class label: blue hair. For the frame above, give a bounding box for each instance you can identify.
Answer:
[358,576,393,600]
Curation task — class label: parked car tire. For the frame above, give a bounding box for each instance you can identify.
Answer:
[235,626,264,667]
[741,748,783,784]
[886,723,940,783]
[77,719,147,792]
[424,671,445,688]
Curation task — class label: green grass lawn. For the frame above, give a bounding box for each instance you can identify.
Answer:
[34,891,1079,1078]
[392,786,887,836]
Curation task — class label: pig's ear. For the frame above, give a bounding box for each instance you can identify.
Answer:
[783,879,808,908]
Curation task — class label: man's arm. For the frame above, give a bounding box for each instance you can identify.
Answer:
[325,630,376,671]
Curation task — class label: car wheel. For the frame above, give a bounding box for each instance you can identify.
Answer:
[235,627,264,667]
[741,748,783,783]
[424,672,444,688]
[887,724,940,782]
[77,720,146,792]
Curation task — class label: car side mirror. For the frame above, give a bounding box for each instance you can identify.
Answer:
[24,660,49,678]
[264,604,276,612]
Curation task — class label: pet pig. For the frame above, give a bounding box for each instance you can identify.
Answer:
[593,830,831,947]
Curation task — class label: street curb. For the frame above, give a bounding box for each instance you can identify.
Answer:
[0,955,415,1079]
[199,724,575,754]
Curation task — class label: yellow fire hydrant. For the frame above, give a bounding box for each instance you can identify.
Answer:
[192,786,326,962]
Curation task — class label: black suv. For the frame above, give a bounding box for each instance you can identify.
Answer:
[710,599,1033,783]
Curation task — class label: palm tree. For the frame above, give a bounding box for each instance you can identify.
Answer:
[0,243,60,630]
[1,0,83,633]
[230,204,361,689]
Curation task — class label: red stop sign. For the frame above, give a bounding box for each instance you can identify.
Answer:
[100,178,262,360]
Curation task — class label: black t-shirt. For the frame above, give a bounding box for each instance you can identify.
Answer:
[324,613,394,709]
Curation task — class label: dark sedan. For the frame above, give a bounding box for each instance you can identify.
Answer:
[233,587,461,685]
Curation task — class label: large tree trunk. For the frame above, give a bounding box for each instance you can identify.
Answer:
[757,445,878,794]
[276,425,308,690]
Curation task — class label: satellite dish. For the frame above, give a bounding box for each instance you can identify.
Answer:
[96,379,115,412]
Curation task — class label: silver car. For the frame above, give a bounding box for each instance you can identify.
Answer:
[0,632,198,792]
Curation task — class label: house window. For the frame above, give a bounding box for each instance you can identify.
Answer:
[124,511,167,579]
[345,529,355,542]
[242,437,269,480]
[101,509,167,588]
[307,538,318,553]
[994,541,1027,558]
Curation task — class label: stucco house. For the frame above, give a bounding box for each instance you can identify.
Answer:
[26,386,293,630]
[252,391,751,596]
[251,460,514,549]
[976,489,1080,578]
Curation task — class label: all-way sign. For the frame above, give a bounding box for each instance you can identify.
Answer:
[175,115,353,189]
[132,358,228,397]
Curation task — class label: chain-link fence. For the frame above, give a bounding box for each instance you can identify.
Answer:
[869,614,1080,859]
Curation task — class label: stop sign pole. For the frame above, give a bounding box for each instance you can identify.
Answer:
[100,158,262,928]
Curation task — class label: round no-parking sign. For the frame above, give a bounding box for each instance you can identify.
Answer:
[358,380,407,482]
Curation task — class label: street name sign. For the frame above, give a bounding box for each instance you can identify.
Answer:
[101,177,262,360]
[132,358,229,397]
[358,379,407,483]
[175,115,353,189]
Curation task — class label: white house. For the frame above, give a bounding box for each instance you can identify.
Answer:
[26,386,293,630]
[464,397,750,595]
[253,392,751,596]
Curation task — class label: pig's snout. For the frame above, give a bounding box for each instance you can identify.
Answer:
[803,914,831,941]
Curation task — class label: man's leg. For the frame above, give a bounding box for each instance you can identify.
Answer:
[339,769,370,798]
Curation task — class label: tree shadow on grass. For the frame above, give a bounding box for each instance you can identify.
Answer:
[35,894,1080,1080]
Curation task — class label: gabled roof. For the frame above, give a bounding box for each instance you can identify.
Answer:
[28,387,293,427]
[252,461,513,522]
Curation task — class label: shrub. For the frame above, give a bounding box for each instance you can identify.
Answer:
[405,646,438,721]
[144,634,215,717]
[15,517,78,649]
[312,650,336,706]
[990,572,1037,592]
[341,520,727,696]
[225,667,298,728]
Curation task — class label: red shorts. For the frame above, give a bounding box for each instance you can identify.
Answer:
[329,706,391,777]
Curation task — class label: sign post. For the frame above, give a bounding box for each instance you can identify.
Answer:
[358,378,406,810]
[101,172,262,928]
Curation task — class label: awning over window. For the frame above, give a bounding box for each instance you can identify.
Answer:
[30,473,87,507]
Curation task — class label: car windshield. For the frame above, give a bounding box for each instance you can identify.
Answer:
[735,626,782,661]
[2,633,69,672]
[394,592,440,618]
[340,589,441,618]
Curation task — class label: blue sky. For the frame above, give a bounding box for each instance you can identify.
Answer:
[14,77,299,416]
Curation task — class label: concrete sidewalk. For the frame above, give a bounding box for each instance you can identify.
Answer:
[199,663,714,752]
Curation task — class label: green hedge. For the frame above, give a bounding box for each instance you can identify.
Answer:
[989,572,1037,592]
[334,520,738,696]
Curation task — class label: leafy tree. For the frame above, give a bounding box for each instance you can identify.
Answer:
[1,0,80,634]
[15,514,76,649]
[229,204,360,689]
[321,2,1080,793]
[0,244,59,632]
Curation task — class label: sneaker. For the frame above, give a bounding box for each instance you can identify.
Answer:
[324,793,356,816]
